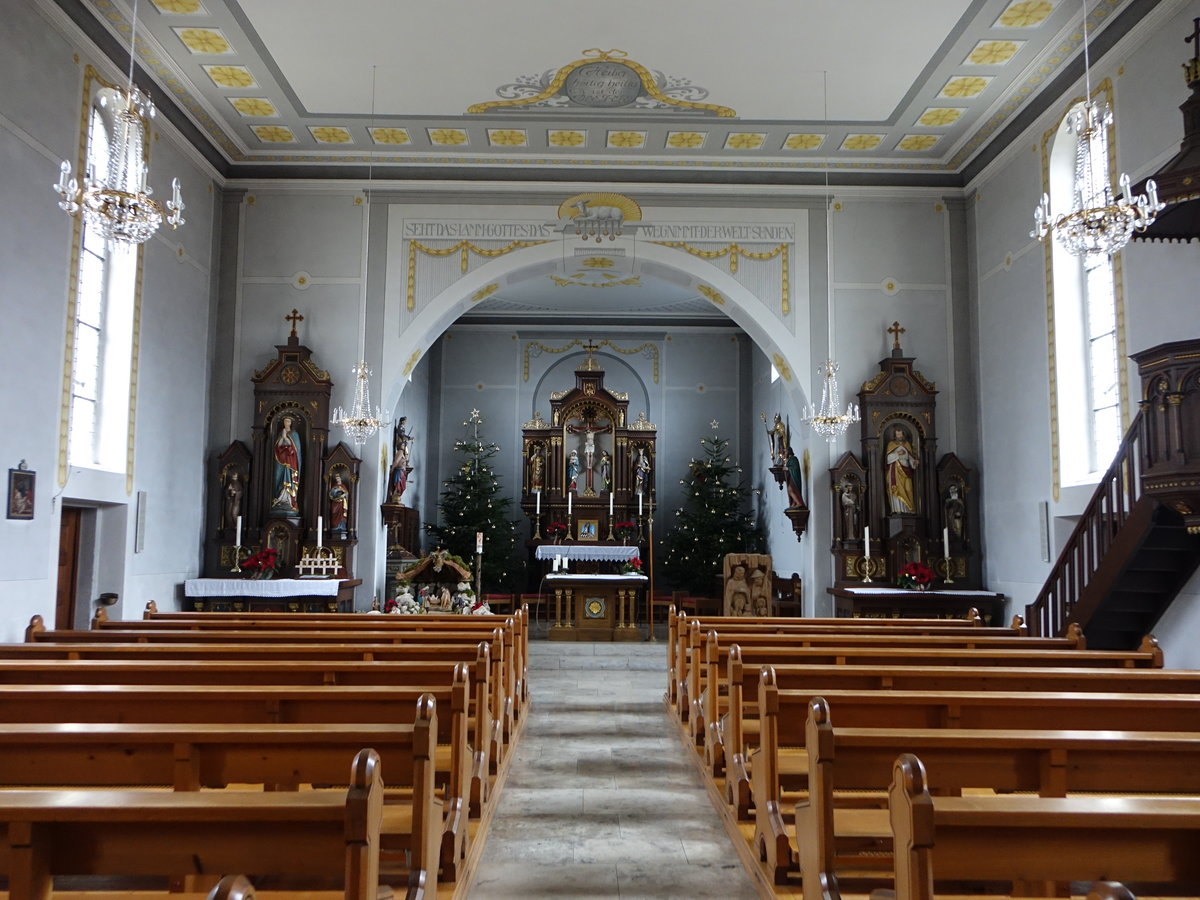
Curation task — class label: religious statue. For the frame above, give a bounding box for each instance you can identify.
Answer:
[945,482,966,541]
[566,450,580,492]
[567,418,610,493]
[749,567,771,617]
[223,470,243,529]
[270,414,302,515]
[329,472,350,533]
[724,563,751,616]
[598,451,612,493]
[784,446,805,509]
[633,447,651,496]
[840,478,860,540]
[528,444,545,492]
[388,417,412,504]
[762,412,787,465]
[884,423,919,514]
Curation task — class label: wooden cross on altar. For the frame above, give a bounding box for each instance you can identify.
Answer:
[286,308,304,338]
[888,320,906,351]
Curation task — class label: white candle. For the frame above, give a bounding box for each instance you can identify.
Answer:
[562,555,568,571]
[638,494,643,516]
[235,515,242,549]
[476,531,484,554]
[553,555,560,572]
[317,515,323,548]
[568,493,572,516]
[943,526,950,560]
[609,491,614,515]
[864,526,871,560]
[535,489,541,514]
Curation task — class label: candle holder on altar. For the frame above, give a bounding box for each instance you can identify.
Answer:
[937,556,956,585]
[229,545,247,574]
[297,545,339,578]
[856,556,882,584]
[533,513,542,540]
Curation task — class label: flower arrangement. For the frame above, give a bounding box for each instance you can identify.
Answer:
[614,520,639,542]
[241,547,278,579]
[545,521,568,540]
[897,560,935,590]
[622,555,643,576]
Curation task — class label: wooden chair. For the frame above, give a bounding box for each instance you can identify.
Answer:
[518,593,546,625]
[484,593,515,615]
[771,572,802,616]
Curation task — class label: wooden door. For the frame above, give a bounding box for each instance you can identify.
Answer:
[56,507,82,629]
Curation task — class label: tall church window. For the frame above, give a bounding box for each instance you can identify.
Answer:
[64,79,140,475]
[1045,92,1127,493]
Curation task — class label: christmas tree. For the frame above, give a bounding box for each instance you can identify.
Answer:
[425,409,519,592]
[661,421,764,595]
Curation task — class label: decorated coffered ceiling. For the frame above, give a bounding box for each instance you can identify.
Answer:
[50,0,1152,185]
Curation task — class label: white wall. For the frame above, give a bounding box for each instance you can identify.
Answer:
[0,3,218,638]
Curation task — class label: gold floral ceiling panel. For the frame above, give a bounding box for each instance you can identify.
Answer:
[58,0,1146,181]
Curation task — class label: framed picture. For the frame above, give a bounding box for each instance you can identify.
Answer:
[7,467,35,520]
[577,518,599,542]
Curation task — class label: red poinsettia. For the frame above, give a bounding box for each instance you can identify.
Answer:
[622,555,643,575]
[614,520,639,540]
[241,547,278,575]
[897,560,935,589]
[545,521,568,539]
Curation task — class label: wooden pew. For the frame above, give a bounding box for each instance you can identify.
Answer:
[0,747,415,900]
[0,678,474,879]
[797,696,1200,897]
[27,616,519,749]
[888,753,1200,900]
[0,653,496,815]
[0,717,445,890]
[751,673,1200,883]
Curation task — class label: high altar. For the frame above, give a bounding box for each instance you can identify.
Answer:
[195,312,362,611]
[827,324,1003,621]
[520,345,656,638]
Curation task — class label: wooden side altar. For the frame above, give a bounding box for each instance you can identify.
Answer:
[828,585,1004,624]
[546,574,647,641]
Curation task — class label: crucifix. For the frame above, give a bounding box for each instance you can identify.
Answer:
[286,308,305,338]
[888,320,906,351]
[1187,16,1200,62]
[580,338,601,371]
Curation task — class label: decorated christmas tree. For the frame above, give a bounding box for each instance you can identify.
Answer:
[425,409,519,592]
[661,421,763,595]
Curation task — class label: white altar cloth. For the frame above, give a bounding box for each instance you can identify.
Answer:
[545,573,647,583]
[840,586,1000,597]
[535,545,639,562]
[184,578,342,598]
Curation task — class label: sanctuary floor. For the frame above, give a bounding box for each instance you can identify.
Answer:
[468,638,763,899]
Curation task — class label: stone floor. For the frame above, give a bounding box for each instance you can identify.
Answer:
[468,639,763,899]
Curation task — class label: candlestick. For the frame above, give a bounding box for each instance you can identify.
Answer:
[235,515,242,550]
[864,525,871,560]
[943,526,950,560]
[317,515,323,549]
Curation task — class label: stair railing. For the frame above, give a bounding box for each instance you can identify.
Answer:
[1026,409,1148,636]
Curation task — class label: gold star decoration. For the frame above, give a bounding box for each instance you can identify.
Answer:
[488,129,527,147]
[918,108,963,127]
[151,0,202,12]
[997,0,1053,28]
[967,40,1021,65]
[370,128,410,145]
[607,131,646,149]
[204,65,255,88]
[229,97,275,117]
[898,135,938,151]
[253,125,294,143]
[548,130,585,147]
[941,76,991,99]
[667,132,705,148]
[174,27,231,54]
[725,133,765,150]
[310,126,352,144]
[429,128,468,146]
[841,134,883,151]
[784,134,824,150]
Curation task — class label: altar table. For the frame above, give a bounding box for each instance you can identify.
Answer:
[545,573,647,641]
[828,585,1004,624]
[183,578,361,613]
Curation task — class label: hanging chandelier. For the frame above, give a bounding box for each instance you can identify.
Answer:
[52,0,184,245]
[805,359,860,442]
[332,361,388,447]
[1031,0,1161,256]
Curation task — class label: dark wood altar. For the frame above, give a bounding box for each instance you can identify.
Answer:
[206,312,361,592]
[829,324,984,611]
[520,346,657,558]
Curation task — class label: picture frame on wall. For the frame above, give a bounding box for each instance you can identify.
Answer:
[7,466,35,520]
[577,518,599,542]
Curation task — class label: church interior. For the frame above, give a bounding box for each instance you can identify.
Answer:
[3,0,1200,897]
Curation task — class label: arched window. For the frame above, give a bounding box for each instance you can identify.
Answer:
[64,77,140,475]
[1044,90,1127,494]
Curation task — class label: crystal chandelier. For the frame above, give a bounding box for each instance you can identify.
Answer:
[331,361,388,447]
[1031,0,1162,256]
[805,359,860,442]
[52,0,184,245]
[804,73,860,443]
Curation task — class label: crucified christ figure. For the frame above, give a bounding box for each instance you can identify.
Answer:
[566,417,612,495]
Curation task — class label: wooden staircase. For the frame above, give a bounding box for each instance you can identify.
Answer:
[1026,340,1200,648]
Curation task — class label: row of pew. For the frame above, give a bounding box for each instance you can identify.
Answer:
[0,602,530,899]
[664,607,1200,900]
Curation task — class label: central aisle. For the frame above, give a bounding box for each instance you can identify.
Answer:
[469,641,763,898]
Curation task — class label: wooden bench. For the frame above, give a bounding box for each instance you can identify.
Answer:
[796,695,1200,896]
[0,653,496,816]
[0,747,413,900]
[0,678,474,879]
[0,715,445,891]
[888,753,1200,900]
[751,674,1200,883]
[27,616,520,748]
